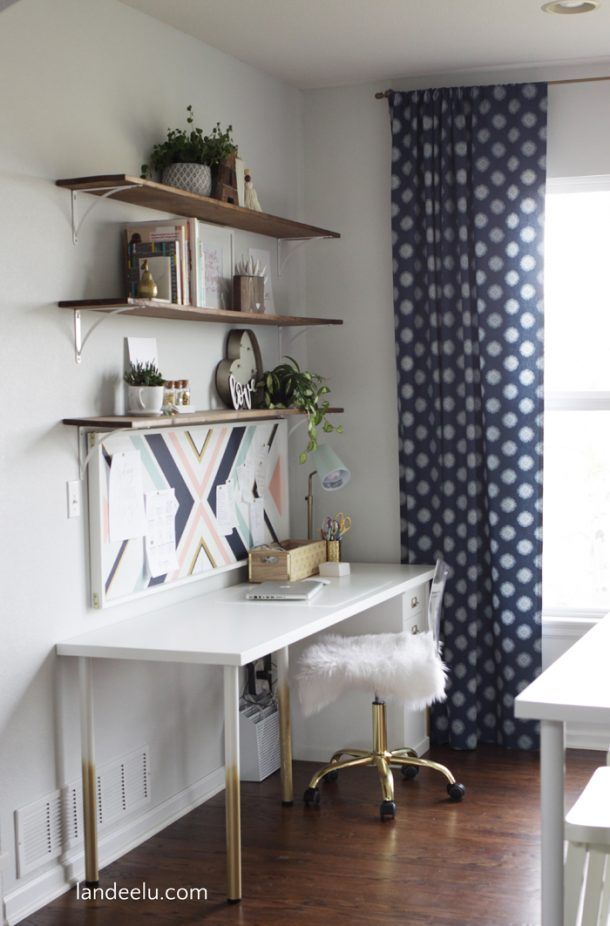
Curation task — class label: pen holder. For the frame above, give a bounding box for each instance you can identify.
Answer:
[326,540,341,563]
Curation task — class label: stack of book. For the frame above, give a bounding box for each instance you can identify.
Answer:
[125,219,230,309]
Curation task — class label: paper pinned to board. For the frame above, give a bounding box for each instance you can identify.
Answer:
[249,497,266,547]
[216,483,235,536]
[237,462,255,503]
[108,450,146,542]
[145,489,179,578]
[254,456,267,493]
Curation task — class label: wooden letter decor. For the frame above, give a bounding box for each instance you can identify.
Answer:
[213,153,239,204]
[215,329,263,411]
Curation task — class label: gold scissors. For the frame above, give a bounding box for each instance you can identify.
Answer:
[333,513,352,538]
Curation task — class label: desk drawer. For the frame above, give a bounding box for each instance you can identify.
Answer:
[404,610,425,637]
[403,584,426,635]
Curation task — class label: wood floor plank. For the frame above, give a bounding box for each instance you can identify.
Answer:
[19,745,600,926]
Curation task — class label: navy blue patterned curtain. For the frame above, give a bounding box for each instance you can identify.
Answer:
[390,83,547,750]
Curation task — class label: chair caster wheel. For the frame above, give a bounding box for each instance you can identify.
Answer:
[380,800,396,821]
[447,782,466,801]
[400,764,419,780]
[304,787,320,806]
[323,769,339,783]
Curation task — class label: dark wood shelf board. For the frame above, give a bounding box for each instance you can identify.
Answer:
[57,299,342,328]
[62,407,344,431]
[56,174,340,240]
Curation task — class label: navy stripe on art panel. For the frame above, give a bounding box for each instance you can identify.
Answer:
[144,433,194,544]
[207,427,246,514]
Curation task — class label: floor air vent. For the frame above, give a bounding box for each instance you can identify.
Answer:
[15,746,149,877]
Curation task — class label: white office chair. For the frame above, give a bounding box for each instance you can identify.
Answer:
[297,559,465,820]
[565,765,610,926]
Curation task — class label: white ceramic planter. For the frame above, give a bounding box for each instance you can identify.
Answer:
[126,385,164,416]
[162,163,212,196]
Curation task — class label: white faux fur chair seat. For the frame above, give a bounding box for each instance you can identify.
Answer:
[298,629,447,717]
[297,560,465,819]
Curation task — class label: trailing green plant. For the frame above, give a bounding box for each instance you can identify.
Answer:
[256,356,343,463]
[123,361,165,387]
[141,105,237,177]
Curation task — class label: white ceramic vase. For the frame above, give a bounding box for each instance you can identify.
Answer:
[162,163,212,196]
[126,385,164,416]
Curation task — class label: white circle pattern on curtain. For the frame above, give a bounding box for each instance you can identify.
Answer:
[390,83,547,750]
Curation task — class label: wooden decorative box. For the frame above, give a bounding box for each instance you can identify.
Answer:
[248,540,327,583]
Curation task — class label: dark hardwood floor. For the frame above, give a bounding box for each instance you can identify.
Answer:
[22,746,601,926]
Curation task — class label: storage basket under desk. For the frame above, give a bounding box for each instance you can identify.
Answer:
[239,699,281,781]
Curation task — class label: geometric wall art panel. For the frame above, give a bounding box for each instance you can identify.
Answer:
[88,420,289,607]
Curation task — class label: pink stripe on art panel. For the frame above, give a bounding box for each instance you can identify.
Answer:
[268,456,285,516]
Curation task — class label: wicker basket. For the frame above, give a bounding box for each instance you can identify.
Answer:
[248,539,327,582]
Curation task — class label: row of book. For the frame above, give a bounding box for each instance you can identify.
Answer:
[125,218,224,308]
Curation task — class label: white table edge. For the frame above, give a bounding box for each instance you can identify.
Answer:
[55,567,435,665]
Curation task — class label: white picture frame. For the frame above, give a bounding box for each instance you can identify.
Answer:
[198,222,234,310]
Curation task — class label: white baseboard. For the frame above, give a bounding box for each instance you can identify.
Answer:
[4,766,225,926]
[566,727,610,751]
[1,850,9,926]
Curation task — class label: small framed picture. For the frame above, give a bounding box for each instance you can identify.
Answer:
[197,223,233,310]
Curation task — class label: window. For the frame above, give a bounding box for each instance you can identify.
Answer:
[543,179,610,618]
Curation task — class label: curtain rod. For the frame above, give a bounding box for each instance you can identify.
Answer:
[374,74,610,98]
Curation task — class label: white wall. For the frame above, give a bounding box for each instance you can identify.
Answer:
[0,0,311,919]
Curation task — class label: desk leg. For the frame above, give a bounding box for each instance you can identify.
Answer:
[223,665,241,903]
[78,657,99,886]
[276,647,293,805]
[540,719,565,926]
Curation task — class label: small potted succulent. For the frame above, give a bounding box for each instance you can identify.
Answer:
[255,356,343,463]
[124,362,165,416]
[141,105,237,198]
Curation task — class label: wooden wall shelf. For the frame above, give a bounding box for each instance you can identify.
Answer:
[58,299,342,328]
[56,175,340,241]
[63,407,344,431]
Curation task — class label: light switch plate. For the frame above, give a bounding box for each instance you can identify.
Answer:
[66,480,81,518]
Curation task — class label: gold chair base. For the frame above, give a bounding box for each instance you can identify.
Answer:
[306,700,460,805]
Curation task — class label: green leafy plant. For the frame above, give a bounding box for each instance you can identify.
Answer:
[123,362,165,387]
[141,106,237,177]
[256,356,343,463]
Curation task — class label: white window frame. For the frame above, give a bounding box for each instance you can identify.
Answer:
[542,175,610,624]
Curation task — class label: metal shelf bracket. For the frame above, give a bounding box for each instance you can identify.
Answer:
[71,185,134,245]
[276,236,334,278]
[73,306,130,364]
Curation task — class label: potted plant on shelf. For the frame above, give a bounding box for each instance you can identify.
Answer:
[141,105,237,198]
[124,362,166,416]
[255,356,343,463]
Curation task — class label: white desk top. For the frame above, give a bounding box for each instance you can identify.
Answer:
[57,564,434,667]
[515,612,610,724]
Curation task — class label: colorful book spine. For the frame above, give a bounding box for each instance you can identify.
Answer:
[189,218,206,307]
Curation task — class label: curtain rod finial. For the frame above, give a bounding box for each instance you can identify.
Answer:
[375,90,393,99]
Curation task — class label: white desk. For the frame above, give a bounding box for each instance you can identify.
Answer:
[57,563,434,902]
[515,612,610,926]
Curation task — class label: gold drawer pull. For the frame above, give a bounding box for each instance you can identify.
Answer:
[410,595,419,608]
[411,624,420,635]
